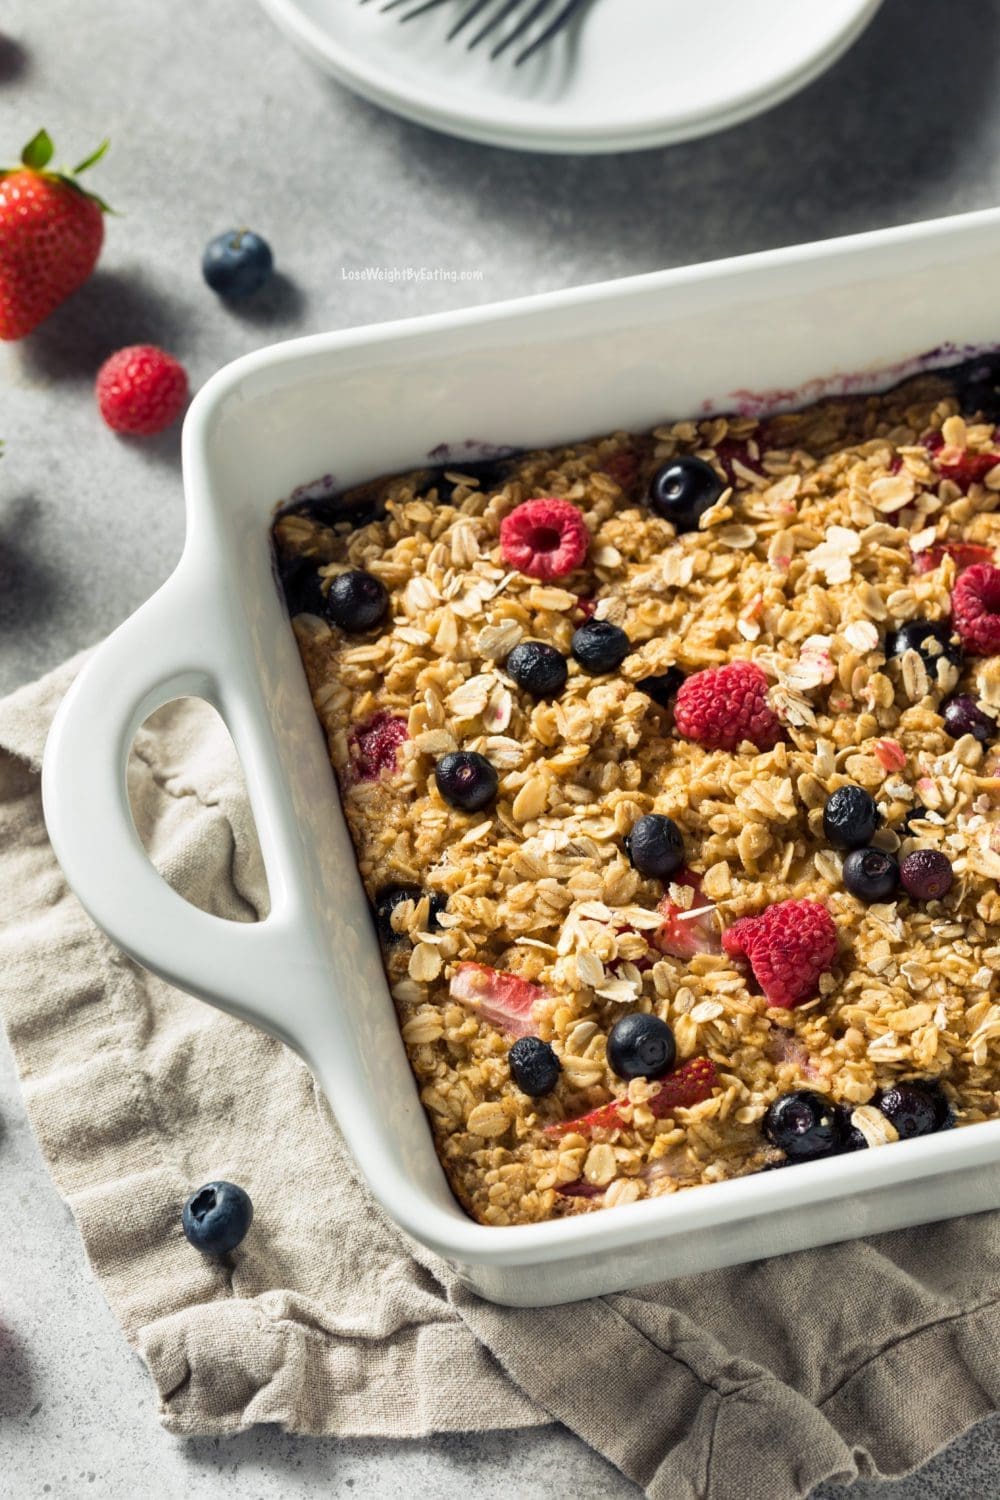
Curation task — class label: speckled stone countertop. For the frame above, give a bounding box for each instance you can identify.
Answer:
[3,0,1000,1493]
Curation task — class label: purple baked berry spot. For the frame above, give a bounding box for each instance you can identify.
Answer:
[348,712,408,782]
[941,694,996,745]
[899,848,954,902]
[714,438,764,486]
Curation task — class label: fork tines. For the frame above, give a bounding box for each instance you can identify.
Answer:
[361,0,589,66]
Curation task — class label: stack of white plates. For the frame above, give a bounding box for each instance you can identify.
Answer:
[256,0,883,154]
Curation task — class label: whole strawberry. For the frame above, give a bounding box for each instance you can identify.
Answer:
[0,129,111,341]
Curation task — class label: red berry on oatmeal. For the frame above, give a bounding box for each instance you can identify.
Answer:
[499,497,589,579]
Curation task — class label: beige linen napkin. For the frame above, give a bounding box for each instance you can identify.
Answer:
[3,654,1000,1500]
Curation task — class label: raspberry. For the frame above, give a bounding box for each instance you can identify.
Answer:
[952,564,1000,655]
[499,497,589,580]
[723,899,837,1009]
[96,344,188,435]
[347,712,407,782]
[674,661,781,752]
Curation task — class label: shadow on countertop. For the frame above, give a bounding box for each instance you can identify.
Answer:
[182,1423,636,1496]
[213,271,308,327]
[0,33,29,83]
[0,1321,36,1421]
[0,495,66,642]
[11,269,198,386]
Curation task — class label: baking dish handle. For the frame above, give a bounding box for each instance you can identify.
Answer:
[41,564,322,1049]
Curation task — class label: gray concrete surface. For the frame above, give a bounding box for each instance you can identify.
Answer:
[2,0,1000,1494]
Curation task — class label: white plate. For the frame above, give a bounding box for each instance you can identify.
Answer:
[256,0,883,153]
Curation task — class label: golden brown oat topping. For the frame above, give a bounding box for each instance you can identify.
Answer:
[273,370,1000,1227]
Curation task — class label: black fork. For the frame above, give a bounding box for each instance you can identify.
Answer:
[360,0,591,66]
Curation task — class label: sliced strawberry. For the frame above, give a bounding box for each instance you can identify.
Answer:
[873,738,906,772]
[544,1057,719,1137]
[650,872,722,959]
[912,541,995,575]
[647,1056,719,1117]
[545,1098,623,1138]
[448,963,542,1038]
[936,451,1000,491]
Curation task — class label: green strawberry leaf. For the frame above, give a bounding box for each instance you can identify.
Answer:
[72,138,110,175]
[21,128,54,170]
[75,187,115,215]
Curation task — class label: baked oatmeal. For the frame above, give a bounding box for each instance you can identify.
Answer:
[272,355,1000,1226]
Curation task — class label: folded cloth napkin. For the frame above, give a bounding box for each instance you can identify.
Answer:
[3,654,1000,1500]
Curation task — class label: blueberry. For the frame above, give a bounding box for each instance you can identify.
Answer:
[822,785,880,849]
[277,553,325,617]
[887,619,963,673]
[508,1036,561,1097]
[836,1107,869,1154]
[763,1090,844,1161]
[571,619,631,675]
[878,1080,951,1139]
[843,847,900,903]
[899,803,929,836]
[623,814,685,880]
[941,694,996,745]
[607,1013,676,1081]
[505,640,568,700]
[375,886,446,946]
[647,457,724,532]
[637,666,685,708]
[202,229,274,299]
[899,849,954,902]
[324,569,389,632]
[434,751,498,812]
[182,1181,253,1255]
[954,352,1000,422]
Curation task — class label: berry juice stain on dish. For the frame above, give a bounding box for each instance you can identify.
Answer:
[271,360,1000,1226]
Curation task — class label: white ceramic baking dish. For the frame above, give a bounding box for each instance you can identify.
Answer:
[43,209,1000,1307]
